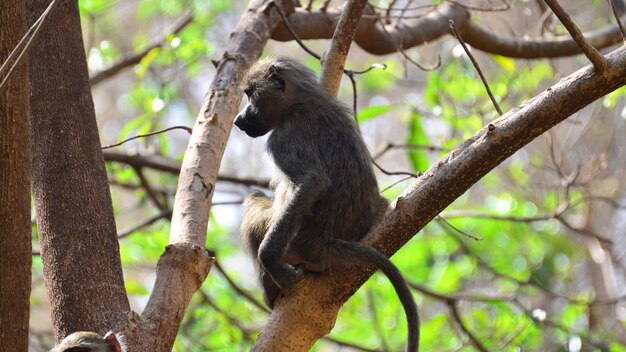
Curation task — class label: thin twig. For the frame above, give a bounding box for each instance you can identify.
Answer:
[543,0,609,71]
[133,166,168,210]
[275,3,388,119]
[321,0,332,12]
[212,260,269,312]
[117,210,172,239]
[89,12,194,85]
[608,0,626,41]
[372,142,445,160]
[377,16,441,72]
[346,72,358,118]
[104,150,271,187]
[449,301,490,352]
[436,216,482,240]
[196,290,255,337]
[449,20,503,116]
[366,289,391,351]
[274,4,321,59]
[344,63,387,119]
[101,125,192,150]
[0,0,60,92]
[372,159,418,178]
[369,2,432,12]
[444,0,510,12]
[385,0,398,24]
[305,0,314,12]
[381,175,413,193]
[393,0,413,26]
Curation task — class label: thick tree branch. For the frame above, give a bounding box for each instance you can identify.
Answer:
[256,45,626,350]
[271,3,625,58]
[319,0,368,96]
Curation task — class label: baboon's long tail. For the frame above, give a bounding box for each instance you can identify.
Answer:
[327,239,419,352]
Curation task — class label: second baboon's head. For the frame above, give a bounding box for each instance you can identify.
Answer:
[234,56,320,138]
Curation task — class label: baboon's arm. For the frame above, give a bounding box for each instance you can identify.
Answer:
[258,164,330,288]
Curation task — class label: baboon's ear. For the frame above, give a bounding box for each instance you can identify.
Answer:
[104,332,122,352]
[269,65,286,92]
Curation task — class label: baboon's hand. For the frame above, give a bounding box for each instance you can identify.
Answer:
[266,261,306,289]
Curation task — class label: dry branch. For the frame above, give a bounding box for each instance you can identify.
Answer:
[272,3,625,58]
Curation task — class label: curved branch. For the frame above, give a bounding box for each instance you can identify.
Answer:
[271,3,625,58]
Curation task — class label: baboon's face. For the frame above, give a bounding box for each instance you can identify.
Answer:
[234,66,287,138]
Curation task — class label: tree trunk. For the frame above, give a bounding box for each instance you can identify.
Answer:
[27,0,130,341]
[0,1,32,350]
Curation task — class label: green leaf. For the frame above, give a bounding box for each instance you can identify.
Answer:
[407,112,430,172]
[136,47,161,78]
[125,279,149,296]
[357,104,394,122]
[493,55,516,72]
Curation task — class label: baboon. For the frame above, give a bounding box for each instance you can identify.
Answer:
[234,56,419,351]
[51,331,123,352]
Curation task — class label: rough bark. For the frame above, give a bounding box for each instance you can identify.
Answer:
[253,45,626,350]
[27,0,130,341]
[272,3,625,58]
[0,1,31,350]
